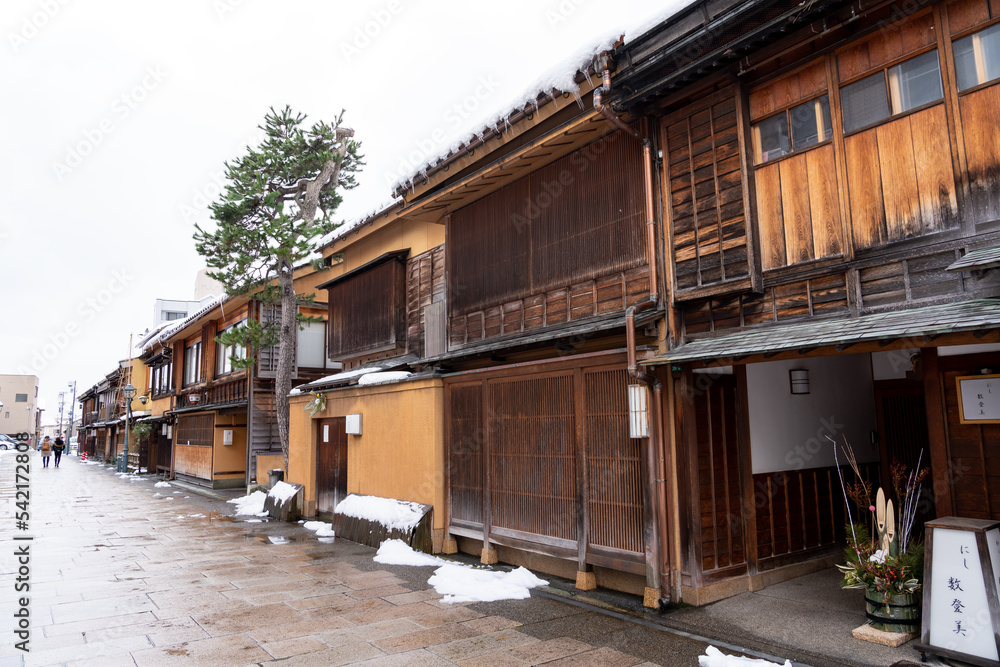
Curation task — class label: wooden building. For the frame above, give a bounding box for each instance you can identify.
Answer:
[586,0,1000,604]
[286,206,448,547]
[156,266,336,489]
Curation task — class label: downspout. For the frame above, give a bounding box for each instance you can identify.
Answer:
[596,52,671,605]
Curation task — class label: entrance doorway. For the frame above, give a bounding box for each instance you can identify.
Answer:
[873,380,935,527]
[316,417,348,517]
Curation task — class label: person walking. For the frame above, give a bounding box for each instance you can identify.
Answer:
[39,435,52,468]
[52,436,65,468]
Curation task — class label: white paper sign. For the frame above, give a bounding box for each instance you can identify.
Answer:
[928,527,998,661]
[323,424,329,443]
[958,376,1000,422]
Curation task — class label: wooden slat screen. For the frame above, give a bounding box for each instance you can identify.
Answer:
[694,375,746,572]
[943,368,1000,519]
[176,414,214,448]
[449,384,484,525]
[584,369,644,553]
[448,129,645,316]
[664,85,754,298]
[488,375,578,541]
[328,257,406,359]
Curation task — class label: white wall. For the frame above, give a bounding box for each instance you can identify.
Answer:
[746,354,878,474]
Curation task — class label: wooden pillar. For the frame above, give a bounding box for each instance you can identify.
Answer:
[922,348,954,518]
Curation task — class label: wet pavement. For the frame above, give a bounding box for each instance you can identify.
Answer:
[0,451,938,667]
[0,450,715,667]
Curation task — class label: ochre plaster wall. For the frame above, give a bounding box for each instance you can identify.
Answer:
[288,378,445,528]
[212,413,246,480]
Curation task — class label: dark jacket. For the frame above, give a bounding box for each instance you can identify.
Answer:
[52,438,65,453]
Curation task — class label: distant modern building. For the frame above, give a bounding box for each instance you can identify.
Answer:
[150,270,223,327]
[0,374,39,440]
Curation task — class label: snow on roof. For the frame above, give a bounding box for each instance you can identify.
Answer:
[390,0,697,194]
[318,196,404,248]
[145,294,227,349]
[357,371,412,387]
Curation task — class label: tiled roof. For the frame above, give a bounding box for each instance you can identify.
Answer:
[947,246,1000,272]
[643,299,1000,365]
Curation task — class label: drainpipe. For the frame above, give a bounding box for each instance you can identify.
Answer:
[602,49,670,605]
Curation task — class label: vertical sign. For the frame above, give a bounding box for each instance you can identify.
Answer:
[918,518,1000,666]
[323,424,329,443]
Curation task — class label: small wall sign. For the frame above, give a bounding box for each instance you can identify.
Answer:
[957,374,1000,423]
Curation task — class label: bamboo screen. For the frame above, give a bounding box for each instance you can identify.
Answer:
[584,369,644,554]
[175,414,214,448]
[448,130,646,316]
[328,258,405,358]
[488,375,578,541]
[449,384,484,525]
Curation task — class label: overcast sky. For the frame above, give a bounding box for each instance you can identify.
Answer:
[0,0,684,426]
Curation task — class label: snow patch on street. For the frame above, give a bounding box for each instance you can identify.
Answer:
[373,540,547,604]
[228,490,268,517]
[699,646,792,667]
[301,520,336,537]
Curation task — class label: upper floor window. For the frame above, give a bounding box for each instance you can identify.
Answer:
[954,23,1000,91]
[216,320,246,376]
[151,362,173,396]
[162,311,186,321]
[15,394,27,402]
[841,50,944,133]
[183,341,201,387]
[753,95,832,164]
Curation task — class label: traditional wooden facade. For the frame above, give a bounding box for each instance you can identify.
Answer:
[155,266,335,489]
[591,0,1000,603]
[286,207,448,545]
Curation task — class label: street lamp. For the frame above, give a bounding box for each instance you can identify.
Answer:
[123,383,136,473]
[57,391,65,439]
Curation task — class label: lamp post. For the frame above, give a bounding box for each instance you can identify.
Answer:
[123,383,136,473]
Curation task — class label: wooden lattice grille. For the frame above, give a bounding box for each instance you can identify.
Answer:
[449,384,484,525]
[488,375,578,541]
[448,130,646,316]
[584,369,644,553]
[175,414,213,448]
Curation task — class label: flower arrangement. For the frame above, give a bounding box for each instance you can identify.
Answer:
[833,439,929,602]
[303,392,326,416]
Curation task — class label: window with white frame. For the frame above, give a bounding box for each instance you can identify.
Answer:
[841,50,944,133]
[954,23,1000,91]
[183,341,202,387]
[215,320,247,376]
[296,320,327,368]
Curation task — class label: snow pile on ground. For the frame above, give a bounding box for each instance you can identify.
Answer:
[699,646,792,667]
[154,481,171,488]
[301,520,336,537]
[357,371,412,386]
[335,494,425,532]
[373,540,547,604]
[269,481,299,503]
[228,490,268,517]
[152,493,163,498]
[430,565,547,604]
[374,540,450,567]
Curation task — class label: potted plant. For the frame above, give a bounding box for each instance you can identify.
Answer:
[834,440,929,634]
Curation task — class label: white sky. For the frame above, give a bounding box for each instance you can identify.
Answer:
[0,0,685,424]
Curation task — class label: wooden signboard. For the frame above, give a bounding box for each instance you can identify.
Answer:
[957,374,1000,423]
[915,518,1000,666]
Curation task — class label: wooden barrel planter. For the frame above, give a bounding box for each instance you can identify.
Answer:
[865,589,921,633]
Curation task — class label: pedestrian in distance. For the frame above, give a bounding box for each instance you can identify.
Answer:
[39,435,52,468]
[53,436,65,468]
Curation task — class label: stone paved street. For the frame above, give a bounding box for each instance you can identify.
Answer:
[0,451,715,667]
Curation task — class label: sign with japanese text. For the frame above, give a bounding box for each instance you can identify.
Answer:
[957,374,1000,423]
[919,518,1000,666]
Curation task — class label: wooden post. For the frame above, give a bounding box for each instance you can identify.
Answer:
[922,348,954,518]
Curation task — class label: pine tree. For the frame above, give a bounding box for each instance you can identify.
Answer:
[194,106,362,472]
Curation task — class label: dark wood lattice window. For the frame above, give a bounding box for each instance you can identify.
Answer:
[448,129,646,316]
[663,84,758,299]
[175,414,213,448]
[325,252,407,359]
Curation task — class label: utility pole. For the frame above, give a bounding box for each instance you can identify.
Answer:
[66,381,77,447]
[57,392,65,439]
